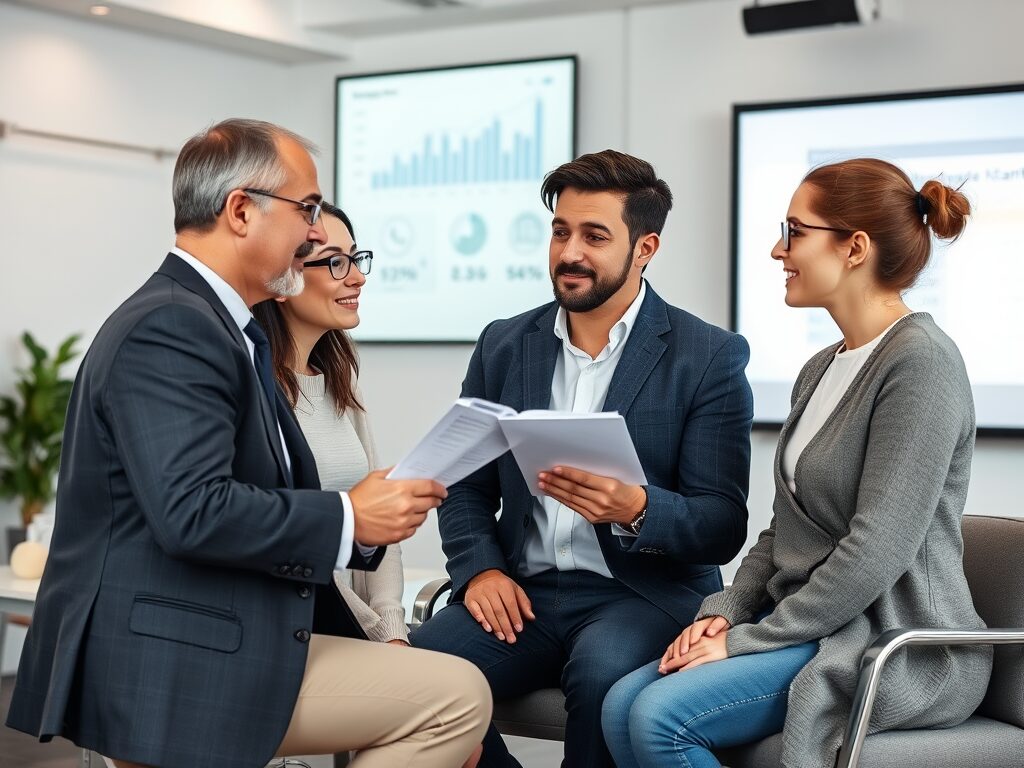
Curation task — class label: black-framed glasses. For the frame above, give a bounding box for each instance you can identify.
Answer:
[781,220,853,251]
[243,188,322,225]
[304,250,373,280]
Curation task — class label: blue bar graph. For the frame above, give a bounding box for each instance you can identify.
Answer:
[371,100,545,189]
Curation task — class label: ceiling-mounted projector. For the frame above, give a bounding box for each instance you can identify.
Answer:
[743,0,879,34]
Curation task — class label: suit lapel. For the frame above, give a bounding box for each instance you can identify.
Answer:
[522,304,560,411]
[604,285,670,416]
[157,253,292,487]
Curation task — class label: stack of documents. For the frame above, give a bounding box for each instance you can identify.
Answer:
[388,398,647,496]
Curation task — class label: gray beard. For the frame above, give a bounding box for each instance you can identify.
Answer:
[266,267,305,297]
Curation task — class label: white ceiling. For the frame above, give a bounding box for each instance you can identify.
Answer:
[0,0,720,63]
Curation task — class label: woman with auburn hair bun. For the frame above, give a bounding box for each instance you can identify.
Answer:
[602,158,991,768]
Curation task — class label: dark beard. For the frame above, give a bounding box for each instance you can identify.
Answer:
[551,250,633,313]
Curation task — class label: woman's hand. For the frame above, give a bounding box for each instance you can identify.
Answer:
[659,616,731,674]
[387,639,410,647]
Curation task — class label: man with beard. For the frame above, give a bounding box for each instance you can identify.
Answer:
[6,119,491,768]
[412,150,754,767]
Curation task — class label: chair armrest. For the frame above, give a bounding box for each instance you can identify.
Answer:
[836,627,1024,768]
[410,578,452,627]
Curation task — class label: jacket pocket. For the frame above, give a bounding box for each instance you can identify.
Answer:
[129,593,242,653]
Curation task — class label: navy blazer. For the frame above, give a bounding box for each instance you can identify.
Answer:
[438,283,753,624]
[7,254,382,768]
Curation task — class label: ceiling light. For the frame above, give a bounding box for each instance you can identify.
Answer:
[89,5,111,16]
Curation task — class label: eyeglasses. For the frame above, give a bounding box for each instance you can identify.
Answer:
[303,250,373,280]
[243,188,322,226]
[780,220,853,251]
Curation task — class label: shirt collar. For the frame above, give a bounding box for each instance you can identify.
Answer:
[554,280,648,360]
[170,247,253,334]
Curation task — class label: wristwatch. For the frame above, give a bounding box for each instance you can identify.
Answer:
[625,488,648,535]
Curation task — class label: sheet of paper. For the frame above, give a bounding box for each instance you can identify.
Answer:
[388,398,515,487]
[498,412,648,497]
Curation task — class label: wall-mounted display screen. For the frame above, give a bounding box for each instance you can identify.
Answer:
[336,56,576,342]
[732,84,1024,433]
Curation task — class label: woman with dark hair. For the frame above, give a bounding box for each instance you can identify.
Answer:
[601,159,992,768]
[252,203,410,646]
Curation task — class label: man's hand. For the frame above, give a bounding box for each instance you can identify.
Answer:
[349,468,446,546]
[464,569,536,644]
[659,616,731,674]
[537,466,645,526]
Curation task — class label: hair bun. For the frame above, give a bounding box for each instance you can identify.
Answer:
[918,179,970,240]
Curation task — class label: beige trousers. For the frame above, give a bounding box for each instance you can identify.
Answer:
[112,633,491,768]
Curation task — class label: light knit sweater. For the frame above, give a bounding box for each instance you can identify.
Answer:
[294,372,409,644]
[697,314,992,768]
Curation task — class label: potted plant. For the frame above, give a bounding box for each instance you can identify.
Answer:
[0,331,80,557]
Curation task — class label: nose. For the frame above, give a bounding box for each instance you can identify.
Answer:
[308,216,328,245]
[770,238,787,260]
[556,234,585,263]
[346,264,367,287]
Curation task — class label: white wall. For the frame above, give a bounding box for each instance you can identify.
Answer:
[2,0,1023,672]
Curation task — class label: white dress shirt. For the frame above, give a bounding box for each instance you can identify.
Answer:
[518,281,648,579]
[170,248,359,569]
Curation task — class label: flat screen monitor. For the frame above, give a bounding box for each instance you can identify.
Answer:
[732,84,1024,434]
[335,56,577,342]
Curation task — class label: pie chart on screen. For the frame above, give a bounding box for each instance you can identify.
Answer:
[451,212,487,256]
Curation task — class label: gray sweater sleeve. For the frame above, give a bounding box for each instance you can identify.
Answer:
[697,357,818,627]
[697,517,778,626]
[728,337,969,655]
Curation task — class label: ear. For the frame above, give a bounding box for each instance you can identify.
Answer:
[223,189,251,236]
[846,230,871,269]
[634,232,660,268]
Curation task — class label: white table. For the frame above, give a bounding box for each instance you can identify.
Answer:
[0,565,38,619]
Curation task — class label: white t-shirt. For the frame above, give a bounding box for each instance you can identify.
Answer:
[782,314,918,495]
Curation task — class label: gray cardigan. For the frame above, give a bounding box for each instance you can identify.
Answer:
[698,313,992,768]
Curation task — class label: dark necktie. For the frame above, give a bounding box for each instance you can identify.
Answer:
[243,318,277,413]
[243,318,293,485]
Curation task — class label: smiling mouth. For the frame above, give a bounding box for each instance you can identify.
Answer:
[335,297,359,306]
[784,269,798,283]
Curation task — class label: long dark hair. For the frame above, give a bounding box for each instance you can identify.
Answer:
[252,202,363,413]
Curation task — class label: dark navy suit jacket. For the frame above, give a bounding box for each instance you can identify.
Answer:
[7,254,381,768]
[438,283,754,624]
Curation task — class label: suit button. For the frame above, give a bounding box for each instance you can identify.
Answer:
[297,585,311,599]
[277,564,291,575]
[294,629,311,643]
[303,567,313,578]
[291,564,304,576]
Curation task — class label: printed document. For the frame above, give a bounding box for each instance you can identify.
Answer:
[388,398,647,495]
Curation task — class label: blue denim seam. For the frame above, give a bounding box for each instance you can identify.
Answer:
[671,688,789,767]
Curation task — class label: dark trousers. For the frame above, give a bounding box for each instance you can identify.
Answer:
[411,569,691,768]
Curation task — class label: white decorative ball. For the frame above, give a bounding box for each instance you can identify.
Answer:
[10,540,48,579]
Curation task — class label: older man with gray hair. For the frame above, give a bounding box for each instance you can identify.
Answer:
[6,119,490,768]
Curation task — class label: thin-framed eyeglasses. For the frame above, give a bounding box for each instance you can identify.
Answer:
[781,220,853,251]
[303,250,373,280]
[243,188,323,226]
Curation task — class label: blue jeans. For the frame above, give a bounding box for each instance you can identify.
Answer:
[601,638,818,768]
[411,569,699,768]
